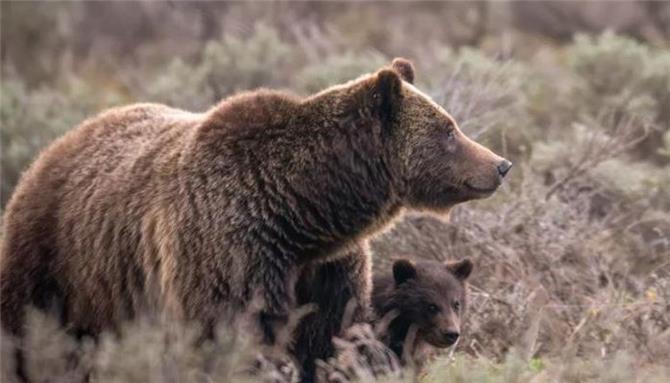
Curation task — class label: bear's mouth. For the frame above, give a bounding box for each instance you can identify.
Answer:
[425,335,458,348]
[465,181,498,195]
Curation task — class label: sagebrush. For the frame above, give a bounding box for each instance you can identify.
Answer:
[1,3,669,382]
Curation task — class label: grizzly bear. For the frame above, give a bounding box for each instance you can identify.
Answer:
[313,258,473,382]
[372,258,473,362]
[0,58,510,381]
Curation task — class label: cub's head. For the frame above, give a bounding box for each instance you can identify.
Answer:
[373,258,473,348]
[341,58,511,212]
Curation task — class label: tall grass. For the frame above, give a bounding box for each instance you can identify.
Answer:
[1,8,669,382]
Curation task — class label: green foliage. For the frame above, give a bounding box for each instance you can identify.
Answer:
[566,33,670,161]
[137,25,387,109]
[528,357,544,373]
[0,74,124,205]
[140,58,216,110]
[567,33,670,122]
[570,32,654,98]
[592,158,668,198]
[2,13,669,381]
[296,51,387,93]
[199,24,294,96]
[139,24,294,110]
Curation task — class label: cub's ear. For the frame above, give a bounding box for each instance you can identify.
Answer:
[372,69,403,124]
[445,258,473,281]
[391,57,415,84]
[393,259,417,285]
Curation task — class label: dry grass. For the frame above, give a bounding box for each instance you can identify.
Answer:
[2,3,670,382]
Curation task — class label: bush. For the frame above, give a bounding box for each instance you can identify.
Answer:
[0,73,125,206]
[135,24,295,110]
[296,51,387,93]
[566,33,670,163]
[2,19,669,382]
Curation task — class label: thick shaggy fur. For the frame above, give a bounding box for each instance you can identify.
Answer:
[1,58,508,382]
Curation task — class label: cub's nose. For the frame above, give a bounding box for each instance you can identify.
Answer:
[497,159,512,178]
[444,331,460,345]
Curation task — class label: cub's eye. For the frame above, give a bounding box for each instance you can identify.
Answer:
[428,304,440,314]
[452,301,461,312]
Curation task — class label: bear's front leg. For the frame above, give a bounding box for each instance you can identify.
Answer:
[256,250,301,345]
[292,243,372,383]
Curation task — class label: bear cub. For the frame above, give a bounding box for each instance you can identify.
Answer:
[371,258,473,362]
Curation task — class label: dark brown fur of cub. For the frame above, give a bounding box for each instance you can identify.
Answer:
[372,258,473,362]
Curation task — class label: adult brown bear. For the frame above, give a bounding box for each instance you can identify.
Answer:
[0,58,510,381]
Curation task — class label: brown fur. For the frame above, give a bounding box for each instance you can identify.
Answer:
[372,258,473,362]
[391,57,415,84]
[0,59,508,382]
[314,259,473,382]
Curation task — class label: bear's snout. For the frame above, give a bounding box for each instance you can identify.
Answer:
[497,159,512,178]
[443,330,460,345]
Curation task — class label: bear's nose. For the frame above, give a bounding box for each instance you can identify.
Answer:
[497,160,512,178]
[444,331,460,345]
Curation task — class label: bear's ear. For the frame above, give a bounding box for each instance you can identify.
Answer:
[372,69,403,124]
[445,258,473,281]
[393,259,417,285]
[391,57,415,84]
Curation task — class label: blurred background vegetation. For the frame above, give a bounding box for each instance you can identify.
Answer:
[1,1,669,382]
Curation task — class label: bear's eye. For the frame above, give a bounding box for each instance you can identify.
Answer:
[452,301,461,312]
[428,304,440,314]
[445,125,455,140]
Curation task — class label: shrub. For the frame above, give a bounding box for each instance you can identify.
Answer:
[135,24,296,110]
[296,51,387,93]
[2,22,669,382]
[566,33,670,163]
[0,73,125,206]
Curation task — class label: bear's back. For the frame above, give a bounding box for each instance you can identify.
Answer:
[1,103,204,332]
[6,103,201,237]
[13,103,199,195]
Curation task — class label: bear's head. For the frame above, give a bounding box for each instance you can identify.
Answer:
[335,58,511,213]
[373,258,473,349]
